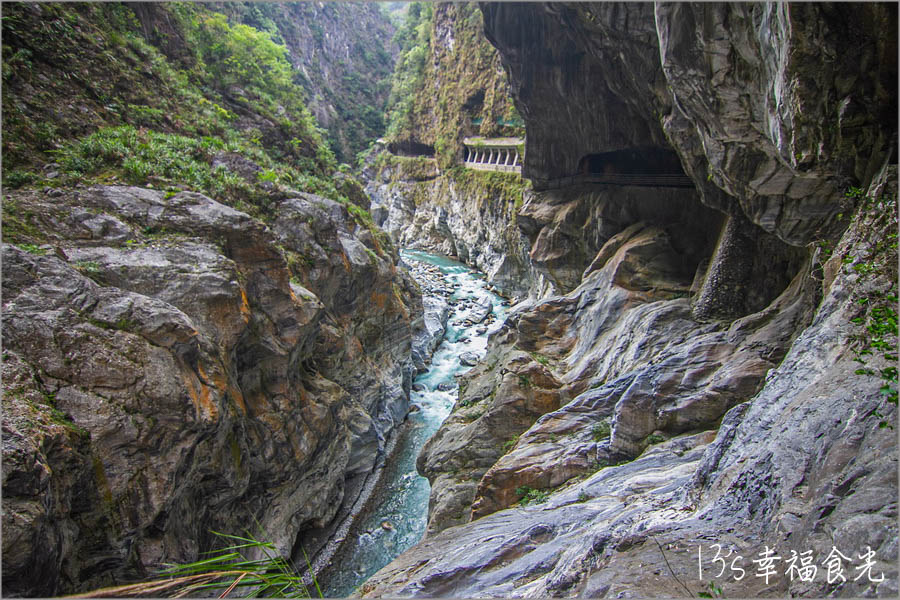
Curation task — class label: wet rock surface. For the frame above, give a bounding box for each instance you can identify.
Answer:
[1,185,420,595]
[405,260,451,373]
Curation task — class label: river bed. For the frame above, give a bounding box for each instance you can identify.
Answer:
[320,250,509,597]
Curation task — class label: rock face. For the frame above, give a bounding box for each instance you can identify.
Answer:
[481,2,896,246]
[1,185,419,595]
[365,2,538,299]
[243,2,396,162]
[362,171,898,598]
[360,2,897,597]
[366,153,539,299]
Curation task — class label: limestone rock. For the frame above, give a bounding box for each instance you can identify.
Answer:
[358,167,898,598]
[1,185,420,595]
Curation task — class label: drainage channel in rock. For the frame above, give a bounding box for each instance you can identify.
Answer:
[320,249,510,597]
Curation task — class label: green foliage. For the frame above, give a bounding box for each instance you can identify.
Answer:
[186,12,293,96]
[516,486,549,506]
[17,243,47,255]
[75,260,101,274]
[502,434,519,454]
[384,2,433,139]
[75,530,320,598]
[2,1,338,194]
[50,125,351,216]
[843,187,899,416]
[3,169,38,188]
[645,433,666,445]
[698,581,725,598]
[591,420,611,442]
[529,351,549,366]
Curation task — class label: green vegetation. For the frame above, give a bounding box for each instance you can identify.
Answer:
[842,187,899,424]
[384,2,433,141]
[46,125,352,218]
[1,1,373,223]
[591,420,611,442]
[698,581,725,598]
[446,167,530,212]
[74,531,320,598]
[529,351,550,366]
[16,243,47,255]
[645,433,666,445]
[208,2,395,162]
[380,2,522,169]
[516,485,549,506]
[502,434,519,454]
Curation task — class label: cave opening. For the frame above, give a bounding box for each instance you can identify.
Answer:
[577,146,688,176]
[387,140,435,157]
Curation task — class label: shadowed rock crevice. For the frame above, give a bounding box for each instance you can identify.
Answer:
[387,140,436,158]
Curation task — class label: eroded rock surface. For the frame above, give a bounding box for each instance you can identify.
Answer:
[1,185,419,595]
[361,168,898,598]
[367,152,539,300]
[360,2,897,597]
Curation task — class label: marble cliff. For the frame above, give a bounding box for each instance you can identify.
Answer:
[361,2,898,597]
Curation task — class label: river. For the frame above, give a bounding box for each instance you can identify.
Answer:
[320,250,510,597]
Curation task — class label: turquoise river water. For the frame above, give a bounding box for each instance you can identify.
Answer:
[321,250,509,597]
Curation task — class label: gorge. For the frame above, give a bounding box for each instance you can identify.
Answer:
[2,2,898,599]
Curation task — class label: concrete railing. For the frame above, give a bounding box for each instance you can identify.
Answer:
[462,137,524,175]
[464,161,522,174]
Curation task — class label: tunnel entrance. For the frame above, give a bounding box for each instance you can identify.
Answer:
[577,146,687,176]
[564,146,694,188]
[578,146,685,176]
[388,140,435,157]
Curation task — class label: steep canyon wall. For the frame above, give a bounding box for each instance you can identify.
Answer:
[1,2,414,595]
[362,2,898,597]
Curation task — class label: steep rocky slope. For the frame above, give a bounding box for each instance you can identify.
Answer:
[366,152,537,299]
[362,2,898,597]
[1,2,417,596]
[1,185,419,596]
[208,1,396,163]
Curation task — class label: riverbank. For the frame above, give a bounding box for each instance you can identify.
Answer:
[318,250,510,597]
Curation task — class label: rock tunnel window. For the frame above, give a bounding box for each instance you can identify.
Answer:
[387,140,435,158]
[577,147,688,176]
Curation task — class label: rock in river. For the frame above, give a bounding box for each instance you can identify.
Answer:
[459,351,480,367]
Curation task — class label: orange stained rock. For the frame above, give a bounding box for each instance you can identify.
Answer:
[239,287,252,321]
[181,363,220,423]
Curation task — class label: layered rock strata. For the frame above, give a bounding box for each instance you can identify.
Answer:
[1,185,419,595]
[366,152,538,300]
[361,2,897,597]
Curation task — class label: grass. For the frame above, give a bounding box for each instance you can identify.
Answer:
[591,420,611,442]
[516,485,549,506]
[67,531,320,598]
[502,434,519,454]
